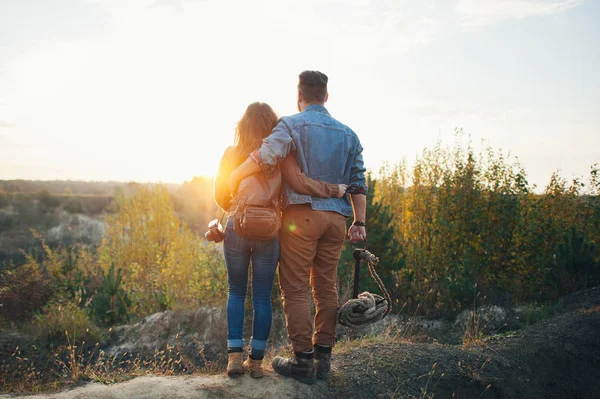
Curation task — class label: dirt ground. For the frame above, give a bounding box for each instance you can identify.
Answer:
[329,285,600,399]
[2,286,599,399]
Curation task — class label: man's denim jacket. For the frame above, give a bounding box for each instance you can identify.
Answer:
[251,104,368,217]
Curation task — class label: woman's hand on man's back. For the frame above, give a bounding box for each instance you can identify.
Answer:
[336,184,347,198]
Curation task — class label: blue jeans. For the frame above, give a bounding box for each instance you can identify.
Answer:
[223,217,279,353]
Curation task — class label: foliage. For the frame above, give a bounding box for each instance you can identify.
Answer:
[29,300,101,345]
[63,199,84,214]
[2,183,226,331]
[7,237,104,338]
[517,299,564,329]
[0,180,124,196]
[374,132,600,314]
[98,185,227,318]
[0,192,9,208]
[0,260,53,323]
[38,190,60,209]
[0,213,15,233]
[89,263,131,326]
[31,235,96,304]
[551,227,599,295]
[1,139,597,326]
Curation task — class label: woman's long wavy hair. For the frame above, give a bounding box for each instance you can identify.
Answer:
[234,102,279,159]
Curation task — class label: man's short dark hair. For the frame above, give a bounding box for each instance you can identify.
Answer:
[298,70,328,103]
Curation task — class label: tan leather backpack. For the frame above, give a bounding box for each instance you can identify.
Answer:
[232,168,282,240]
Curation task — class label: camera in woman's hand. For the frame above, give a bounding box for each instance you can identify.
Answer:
[204,219,224,243]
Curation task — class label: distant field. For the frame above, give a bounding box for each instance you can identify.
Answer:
[0,178,217,265]
[0,179,184,197]
[5,192,114,198]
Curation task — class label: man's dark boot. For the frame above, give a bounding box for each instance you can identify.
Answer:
[314,344,332,380]
[272,350,317,385]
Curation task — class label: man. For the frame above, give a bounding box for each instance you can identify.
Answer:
[227,70,367,385]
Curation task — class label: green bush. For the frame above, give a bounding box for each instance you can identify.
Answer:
[0,192,9,208]
[518,299,564,328]
[38,190,59,209]
[30,300,101,344]
[0,262,54,323]
[98,185,227,318]
[550,227,599,295]
[89,264,130,326]
[0,214,14,232]
[373,133,600,313]
[63,199,84,214]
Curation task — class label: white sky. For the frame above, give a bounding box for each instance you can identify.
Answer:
[0,0,598,190]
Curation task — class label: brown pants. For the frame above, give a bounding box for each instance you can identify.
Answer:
[278,204,347,352]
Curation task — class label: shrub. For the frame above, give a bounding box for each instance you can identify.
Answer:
[374,133,600,313]
[38,190,59,209]
[551,227,599,295]
[0,262,53,323]
[89,264,130,326]
[30,236,96,305]
[518,299,564,328]
[30,300,101,344]
[0,214,14,232]
[64,199,84,214]
[81,196,113,215]
[98,185,227,318]
[0,192,9,208]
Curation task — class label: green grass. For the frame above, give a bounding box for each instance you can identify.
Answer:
[517,298,564,329]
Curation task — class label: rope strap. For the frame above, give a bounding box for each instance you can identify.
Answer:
[337,249,392,328]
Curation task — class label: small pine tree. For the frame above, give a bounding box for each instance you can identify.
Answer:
[90,263,130,326]
[551,227,600,295]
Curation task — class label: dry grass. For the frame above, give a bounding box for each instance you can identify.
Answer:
[461,289,497,348]
[0,327,227,395]
[412,362,445,399]
[334,319,417,356]
[260,343,294,373]
[191,336,225,375]
[461,310,487,348]
[580,305,600,314]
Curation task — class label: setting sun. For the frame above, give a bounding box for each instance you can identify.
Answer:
[1,0,598,188]
[0,1,599,397]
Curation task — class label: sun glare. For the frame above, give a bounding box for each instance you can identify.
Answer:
[0,0,597,189]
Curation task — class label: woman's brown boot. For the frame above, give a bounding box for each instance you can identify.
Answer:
[243,357,264,378]
[227,352,244,377]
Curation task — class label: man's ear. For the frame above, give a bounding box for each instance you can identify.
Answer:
[324,92,329,103]
[297,89,303,103]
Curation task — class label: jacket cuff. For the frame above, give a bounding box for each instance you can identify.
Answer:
[328,183,340,197]
[250,149,276,174]
[347,184,368,195]
[250,149,261,165]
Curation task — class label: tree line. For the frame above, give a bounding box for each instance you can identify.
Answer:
[340,137,599,315]
[1,138,598,336]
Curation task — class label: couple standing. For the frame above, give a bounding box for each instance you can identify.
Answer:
[213,70,368,385]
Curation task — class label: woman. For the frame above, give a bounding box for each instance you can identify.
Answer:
[213,102,346,379]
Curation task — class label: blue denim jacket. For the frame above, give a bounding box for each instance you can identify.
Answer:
[253,104,367,217]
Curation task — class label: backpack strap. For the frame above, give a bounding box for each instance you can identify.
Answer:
[237,196,247,210]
